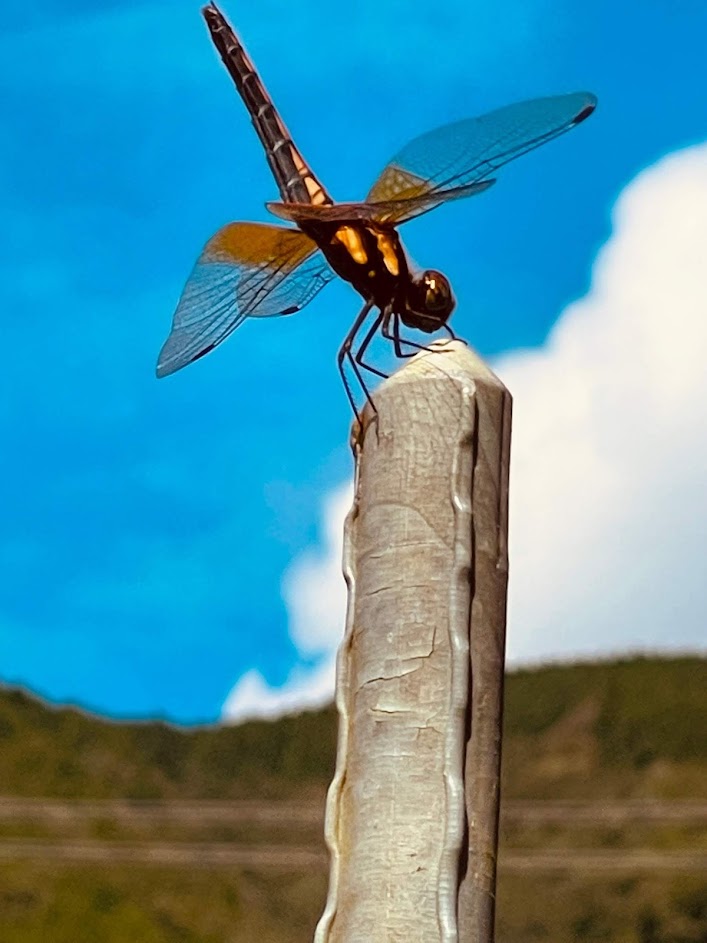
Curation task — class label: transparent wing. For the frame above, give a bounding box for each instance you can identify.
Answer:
[266,179,494,227]
[156,222,334,377]
[366,92,597,204]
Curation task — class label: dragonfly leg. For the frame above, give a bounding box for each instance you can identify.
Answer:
[353,308,388,380]
[383,313,430,359]
[337,300,376,417]
[441,321,464,343]
[384,313,462,358]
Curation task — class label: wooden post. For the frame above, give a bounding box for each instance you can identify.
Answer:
[314,340,512,943]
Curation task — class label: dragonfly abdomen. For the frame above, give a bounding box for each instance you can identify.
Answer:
[202,4,331,207]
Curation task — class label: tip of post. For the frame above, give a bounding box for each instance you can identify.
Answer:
[386,337,509,397]
[348,338,507,453]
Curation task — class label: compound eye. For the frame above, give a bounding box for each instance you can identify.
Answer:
[422,271,453,315]
[426,283,446,312]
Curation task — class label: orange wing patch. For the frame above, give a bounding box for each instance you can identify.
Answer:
[366,165,431,204]
[207,222,318,269]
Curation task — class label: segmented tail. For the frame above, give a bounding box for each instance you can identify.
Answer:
[202,3,332,207]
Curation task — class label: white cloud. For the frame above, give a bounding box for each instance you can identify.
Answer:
[496,143,707,660]
[223,142,707,721]
[222,482,351,722]
[221,659,336,722]
[281,483,354,657]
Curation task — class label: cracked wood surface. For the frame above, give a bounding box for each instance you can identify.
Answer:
[315,341,512,943]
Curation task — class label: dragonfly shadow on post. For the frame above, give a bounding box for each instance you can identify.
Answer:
[155,2,597,419]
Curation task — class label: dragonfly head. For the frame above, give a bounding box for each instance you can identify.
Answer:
[402,270,455,333]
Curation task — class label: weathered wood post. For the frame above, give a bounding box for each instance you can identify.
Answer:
[314,340,512,943]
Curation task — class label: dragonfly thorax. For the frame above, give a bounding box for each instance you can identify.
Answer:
[401,270,455,333]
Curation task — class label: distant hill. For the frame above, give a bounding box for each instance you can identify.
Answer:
[501,655,706,799]
[0,655,704,800]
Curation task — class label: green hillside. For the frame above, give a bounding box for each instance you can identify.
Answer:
[0,655,705,943]
[0,654,704,800]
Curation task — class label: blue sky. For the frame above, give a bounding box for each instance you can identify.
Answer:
[1,0,706,723]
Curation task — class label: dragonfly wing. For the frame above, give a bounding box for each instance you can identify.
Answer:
[366,92,597,204]
[266,201,389,223]
[156,222,333,378]
[265,179,494,226]
[367,180,496,223]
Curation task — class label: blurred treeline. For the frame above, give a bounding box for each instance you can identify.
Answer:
[1,655,704,801]
[0,655,704,943]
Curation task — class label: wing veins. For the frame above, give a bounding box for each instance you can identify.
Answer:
[157,223,332,377]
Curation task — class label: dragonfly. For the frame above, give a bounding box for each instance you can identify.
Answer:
[156,3,596,414]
